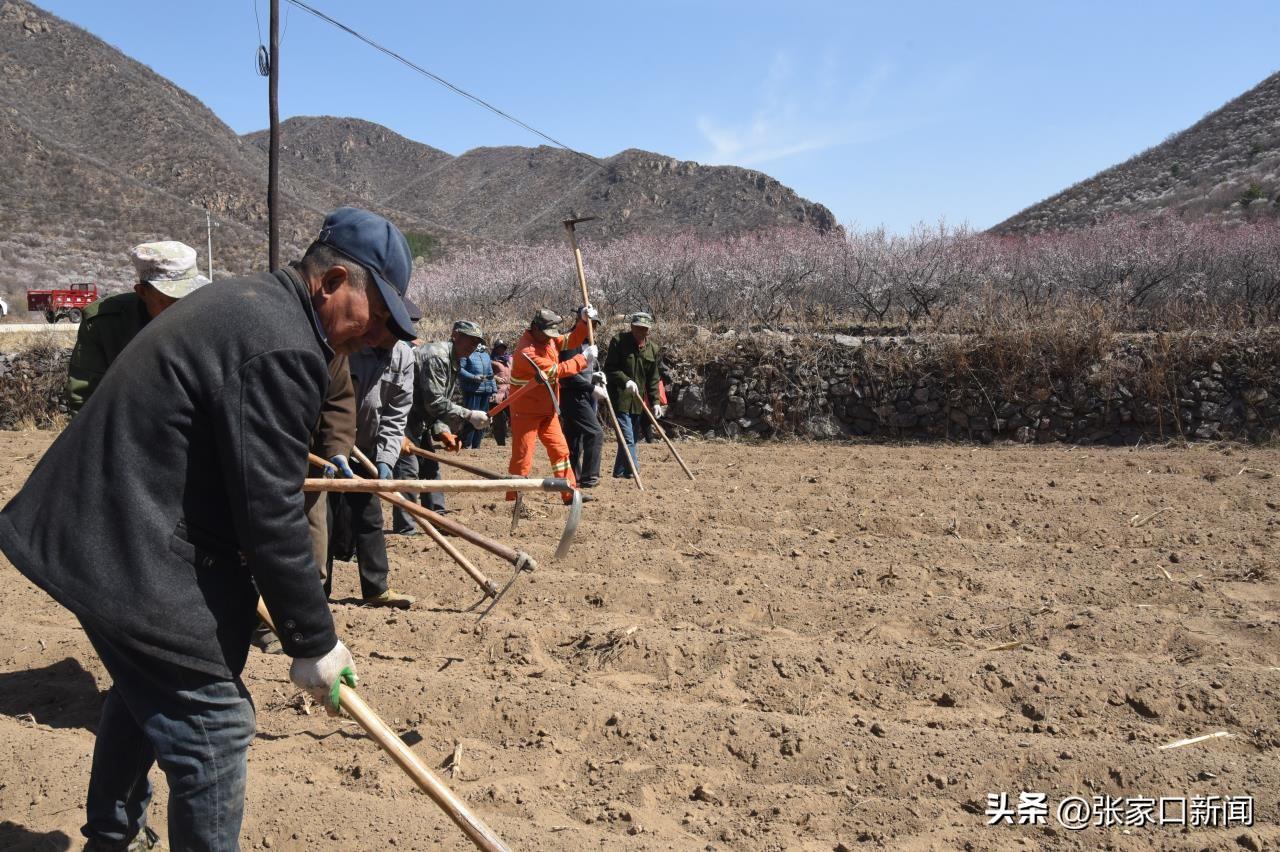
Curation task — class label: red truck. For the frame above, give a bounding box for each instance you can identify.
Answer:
[26,282,99,323]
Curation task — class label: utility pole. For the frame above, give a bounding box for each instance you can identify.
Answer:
[267,0,280,270]
[204,209,215,281]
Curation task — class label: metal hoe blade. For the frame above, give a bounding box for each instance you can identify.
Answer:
[474,552,536,626]
[521,352,561,419]
[555,487,582,559]
[510,492,523,534]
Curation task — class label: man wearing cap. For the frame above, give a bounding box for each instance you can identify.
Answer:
[605,311,663,479]
[0,207,418,851]
[558,308,608,488]
[392,320,490,530]
[66,241,209,414]
[326,299,419,608]
[507,307,597,503]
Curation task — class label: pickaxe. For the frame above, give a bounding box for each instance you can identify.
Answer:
[521,351,562,420]
[562,216,643,489]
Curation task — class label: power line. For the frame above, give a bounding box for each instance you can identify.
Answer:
[285,0,606,175]
[251,0,263,44]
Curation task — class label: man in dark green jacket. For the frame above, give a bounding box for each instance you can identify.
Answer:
[66,241,209,414]
[604,311,662,478]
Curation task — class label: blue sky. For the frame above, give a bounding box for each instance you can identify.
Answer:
[35,1,1280,233]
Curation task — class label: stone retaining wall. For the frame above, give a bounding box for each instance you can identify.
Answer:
[3,331,1278,444]
[661,330,1280,444]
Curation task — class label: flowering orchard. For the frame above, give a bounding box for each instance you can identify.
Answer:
[408,216,1280,334]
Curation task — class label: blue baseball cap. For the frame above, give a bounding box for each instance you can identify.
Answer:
[315,207,416,342]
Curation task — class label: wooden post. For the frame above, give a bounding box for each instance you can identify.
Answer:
[267,0,281,271]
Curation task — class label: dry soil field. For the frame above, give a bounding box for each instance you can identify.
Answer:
[0,430,1277,851]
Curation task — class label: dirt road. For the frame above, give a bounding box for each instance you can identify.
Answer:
[0,431,1276,850]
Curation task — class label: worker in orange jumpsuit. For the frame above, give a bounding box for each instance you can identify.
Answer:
[508,306,598,503]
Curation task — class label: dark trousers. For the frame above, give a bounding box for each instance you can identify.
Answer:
[562,388,603,485]
[326,491,390,598]
[80,620,255,851]
[392,430,444,532]
[491,408,509,445]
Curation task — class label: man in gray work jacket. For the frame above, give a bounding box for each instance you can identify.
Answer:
[332,324,418,608]
[391,319,490,532]
[0,207,418,851]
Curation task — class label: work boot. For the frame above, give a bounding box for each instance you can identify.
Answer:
[579,478,599,488]
[86,826,162,851]
[364,589,415,609]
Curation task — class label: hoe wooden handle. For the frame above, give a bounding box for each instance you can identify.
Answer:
[638,397,695,481]
[256,600,512,852]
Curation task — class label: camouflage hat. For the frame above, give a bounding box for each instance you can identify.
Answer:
[628,311,654,329]
[130,241,208,299]
[452,319,484,340]
[530,308,563,337]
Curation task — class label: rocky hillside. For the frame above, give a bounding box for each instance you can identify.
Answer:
[1,0,835,310]
[243,116,455,208]
[0,1,458,303]
[995,70,1280,233]
[245,118,839,243]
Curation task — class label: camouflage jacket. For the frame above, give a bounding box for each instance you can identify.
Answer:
[407,341,470,438]
[66,291,150,415]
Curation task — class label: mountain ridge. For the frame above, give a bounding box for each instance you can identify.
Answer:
[994,70,1280,233]
[243,118,839,243]
[0,0,834,303]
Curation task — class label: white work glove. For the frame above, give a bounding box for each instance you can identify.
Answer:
[591,371,606,386]
[581,344,598,364]
[289,639,357,716]
[592,384,609,403]
[466,409,491,429]
[579,305,599,322]
[625,379,640,398]
[653,404,666,418]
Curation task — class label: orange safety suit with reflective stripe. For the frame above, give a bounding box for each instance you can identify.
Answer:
[507,319,590,501]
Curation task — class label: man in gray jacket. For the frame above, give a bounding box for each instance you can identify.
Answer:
[391,320,489,531]
[0,207,417,851]
[330,329,417,607]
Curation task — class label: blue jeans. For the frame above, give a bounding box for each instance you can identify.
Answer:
[612,410,640,477]
[79,620,255,851]
[460,391,490,449]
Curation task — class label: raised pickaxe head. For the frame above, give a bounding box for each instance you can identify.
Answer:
[521,352,561,420]
[563,216,597,230]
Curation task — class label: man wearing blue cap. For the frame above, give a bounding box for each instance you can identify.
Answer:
[0,207,417,851]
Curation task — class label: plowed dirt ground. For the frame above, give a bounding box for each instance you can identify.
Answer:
[1,430,1277,851]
